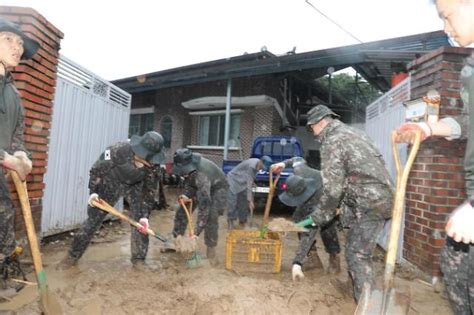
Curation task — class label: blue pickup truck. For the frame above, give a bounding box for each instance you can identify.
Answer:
[223,135,304,202]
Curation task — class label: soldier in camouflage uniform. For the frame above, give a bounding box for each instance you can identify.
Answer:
[275,105,393,301]
[397,1,474,313]
[226,156,272,229]
[276,157,341,280]
[59,131,166,269]
[172,148,228,266]
[0,19,39,297]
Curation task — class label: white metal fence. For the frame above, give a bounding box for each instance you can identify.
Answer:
[365,77,410,261]
[42,56,131,237]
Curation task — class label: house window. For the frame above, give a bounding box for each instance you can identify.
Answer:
[129,113,155,137]
[198,114,240,147]
[160,116,172,149]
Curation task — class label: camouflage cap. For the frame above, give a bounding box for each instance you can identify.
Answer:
[130,131,165,165]
[306,105,340,128]
[278,174,322,207]
[0,19,39,60]
[172,148,201,176]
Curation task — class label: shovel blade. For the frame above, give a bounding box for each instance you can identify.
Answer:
[355,284,410,315]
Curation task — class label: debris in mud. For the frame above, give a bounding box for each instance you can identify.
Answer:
[268,218,307,232]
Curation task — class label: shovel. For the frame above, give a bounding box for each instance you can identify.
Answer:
[178,199,202,268]
[10,171,63,315]
[260,170,280,237]
[354,130,421,315]
[90,198,174,249]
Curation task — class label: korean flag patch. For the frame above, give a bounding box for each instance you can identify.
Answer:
[104,149,111,161]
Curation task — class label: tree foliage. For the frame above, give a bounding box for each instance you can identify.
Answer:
[316,72,382,108]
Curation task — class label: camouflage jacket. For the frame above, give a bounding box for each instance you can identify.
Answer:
[0,72,27,160]
[307,120,394,226]
[183,157,227,236]
[441,53,474,195]
[88,141,154,195]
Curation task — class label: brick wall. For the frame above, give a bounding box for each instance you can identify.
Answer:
[1,7,63,236]
[404,47,472,276]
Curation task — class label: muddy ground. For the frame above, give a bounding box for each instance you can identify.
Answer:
[1,187,452,315]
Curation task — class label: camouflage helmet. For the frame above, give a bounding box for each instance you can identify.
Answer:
[0,19,40,60]
[130,131,165,165]
[306,105,340,128]
[278,174,322,207]
[172,148,201,176]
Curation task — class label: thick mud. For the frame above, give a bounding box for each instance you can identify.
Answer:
[1,187,452,315]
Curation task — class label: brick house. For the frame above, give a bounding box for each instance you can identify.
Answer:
[113,31,449,168]
[113,33,474,279]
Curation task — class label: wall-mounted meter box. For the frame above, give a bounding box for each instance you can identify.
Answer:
[403,89,440,123]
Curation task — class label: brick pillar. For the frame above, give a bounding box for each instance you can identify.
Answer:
[404,47,472,276]
[0,7,63,236]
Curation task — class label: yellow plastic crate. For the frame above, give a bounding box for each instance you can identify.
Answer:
[225,230,282,273]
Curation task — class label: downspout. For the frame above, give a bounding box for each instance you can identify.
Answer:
[223,79,232,160]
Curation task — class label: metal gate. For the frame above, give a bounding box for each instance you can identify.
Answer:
[42,56,131,237]
[365,77,410,261]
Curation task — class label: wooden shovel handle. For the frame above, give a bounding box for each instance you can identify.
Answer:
[262,170,280,226]
[10,172,44,281]
[91,198,158,238]
[179,199,194,237]
[384,130,421,290]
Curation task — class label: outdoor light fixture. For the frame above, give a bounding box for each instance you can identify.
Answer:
[403,89,440,123]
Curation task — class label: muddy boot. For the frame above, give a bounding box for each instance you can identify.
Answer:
[303,250,323,271]
[56,255,78,270]
[206,247,219,266]
[330,278,354,298]
[328,253,341,275]
[227,219,236,230]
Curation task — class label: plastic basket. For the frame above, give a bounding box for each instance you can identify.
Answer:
[225,230,282,273]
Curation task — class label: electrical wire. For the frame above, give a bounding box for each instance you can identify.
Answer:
[305,0,363,43]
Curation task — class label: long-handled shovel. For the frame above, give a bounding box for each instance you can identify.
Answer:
[355,130,420,315]
[178,199,202,267]
[10,171,62,315]
[260,170,280,237]
[90,198,174,248]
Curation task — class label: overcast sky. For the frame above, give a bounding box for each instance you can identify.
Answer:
[2,0,443,81]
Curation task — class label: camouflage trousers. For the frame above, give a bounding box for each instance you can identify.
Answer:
[345,216,385,302]
[227,190,249,224]
[441,238,474,315]
[0,170,15,263]
[173,187,227,248]
[69,180,153,263]
[293,221,340,266]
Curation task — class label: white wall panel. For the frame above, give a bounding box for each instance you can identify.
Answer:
[42,56,131,236]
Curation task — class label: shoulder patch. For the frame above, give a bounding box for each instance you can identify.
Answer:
[104,149,111,160]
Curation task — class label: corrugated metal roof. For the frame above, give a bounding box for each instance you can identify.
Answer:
[113,30,449,94]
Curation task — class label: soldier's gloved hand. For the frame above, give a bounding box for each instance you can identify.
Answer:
[446,200,474,244]
[292,264,305,281]
[396,122,431,143]
[270,162,285,174]
[88,193,99,207]
[178,194,191,203]
[2,151,32,181]
[137,218,149,235]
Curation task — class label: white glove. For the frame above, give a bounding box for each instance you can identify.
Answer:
[2,151,32,181]
[88,193,99,207]
[137,218,149,235]
[270,162,285,173]
[396,122,432,142]
[446,201,474,244]
[292,264,305,281]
